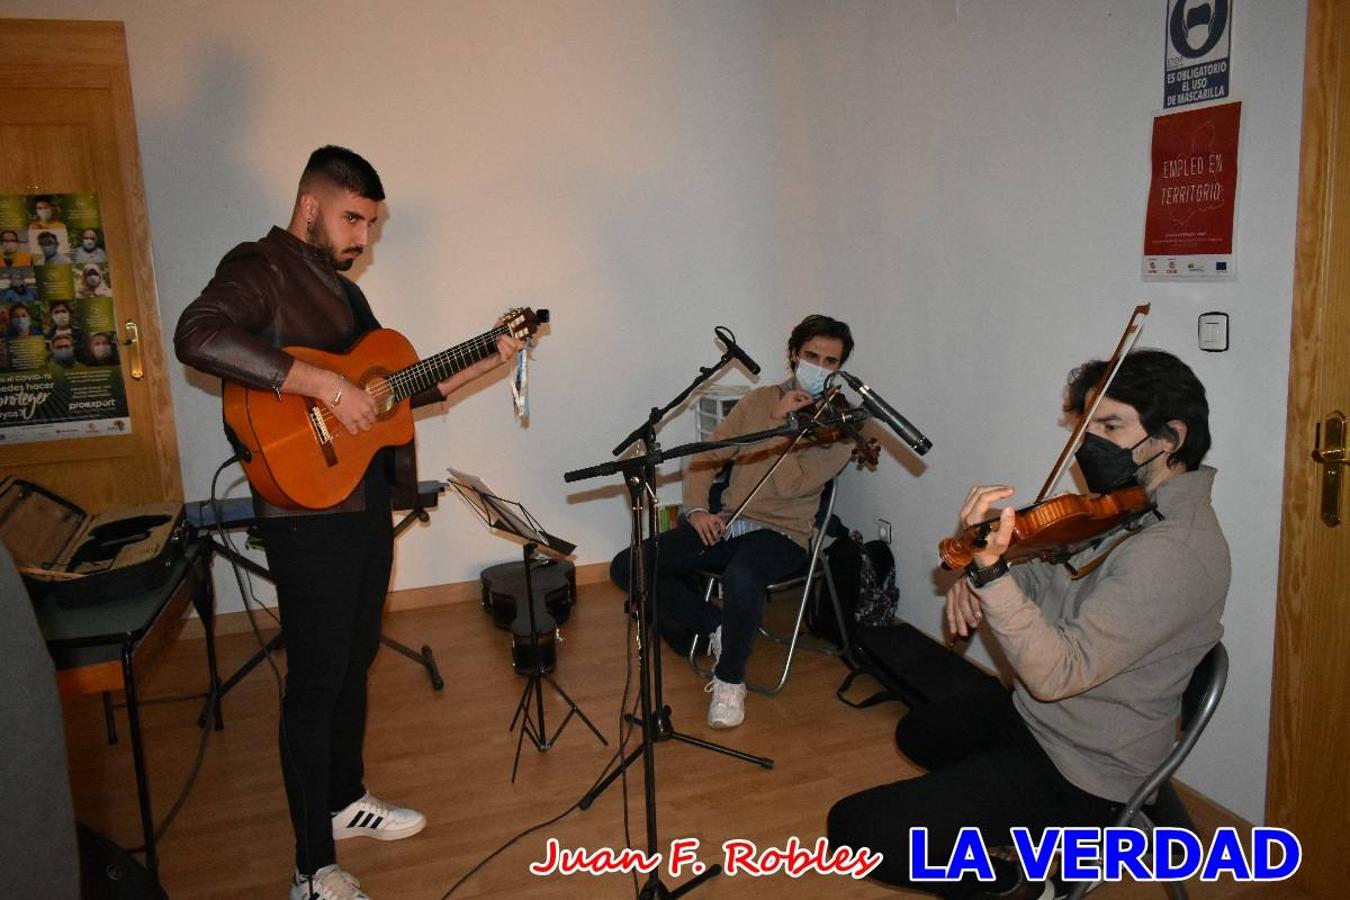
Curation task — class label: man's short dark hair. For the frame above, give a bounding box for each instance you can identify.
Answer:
[1065,348,1211,471]
[787,314,854,366]
[300,145,385,202]
[37,231,58,244]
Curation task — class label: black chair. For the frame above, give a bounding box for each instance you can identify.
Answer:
[1065,641,1229,900]
[687,478,849,695]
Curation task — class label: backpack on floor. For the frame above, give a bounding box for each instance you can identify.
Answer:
[806,530,897,648]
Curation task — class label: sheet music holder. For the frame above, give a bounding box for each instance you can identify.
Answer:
[447,469,575,557]
[446,468,602,780]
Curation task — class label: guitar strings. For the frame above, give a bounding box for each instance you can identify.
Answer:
[311,326,514,435]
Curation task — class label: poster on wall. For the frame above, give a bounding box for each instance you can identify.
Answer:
[1164,0,1232,109]
[0,192,131,444]
[1142,101,1241,281]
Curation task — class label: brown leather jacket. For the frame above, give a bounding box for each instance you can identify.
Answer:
[175,226,436,516]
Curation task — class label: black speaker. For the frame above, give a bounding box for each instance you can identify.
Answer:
[78,824,166,899]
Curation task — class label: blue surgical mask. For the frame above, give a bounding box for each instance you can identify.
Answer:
[794,359,832,398]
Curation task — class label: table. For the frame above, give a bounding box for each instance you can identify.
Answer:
[35,536,222,878]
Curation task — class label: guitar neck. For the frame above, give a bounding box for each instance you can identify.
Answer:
[387,324,510,401]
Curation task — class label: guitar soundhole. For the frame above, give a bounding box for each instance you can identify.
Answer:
[362,373,397,418]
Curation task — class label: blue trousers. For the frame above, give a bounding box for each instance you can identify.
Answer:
[610,521,806,684]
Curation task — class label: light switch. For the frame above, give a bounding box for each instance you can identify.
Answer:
[1198,312,1229,352]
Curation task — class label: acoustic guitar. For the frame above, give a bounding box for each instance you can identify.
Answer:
[222,307,547,510]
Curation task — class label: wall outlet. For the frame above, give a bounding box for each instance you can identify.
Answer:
[878,518,892,544]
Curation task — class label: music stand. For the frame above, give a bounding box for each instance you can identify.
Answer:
[447,469,606,782]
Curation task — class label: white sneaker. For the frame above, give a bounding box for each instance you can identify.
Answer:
[331,791,426,842]
[705,676,746,728]
[289,864,369,900]
[707,626,723,665]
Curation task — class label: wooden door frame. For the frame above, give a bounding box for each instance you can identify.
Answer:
[0,19,182,505]
[1269,0,1341,829]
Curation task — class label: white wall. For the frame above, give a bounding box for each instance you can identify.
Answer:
[763,1,1306,824]
[11,0,779,605]
[5,0,1304,824]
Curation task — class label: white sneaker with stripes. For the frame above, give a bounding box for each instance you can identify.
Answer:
[331,792,426,842]
[289,864,370,900]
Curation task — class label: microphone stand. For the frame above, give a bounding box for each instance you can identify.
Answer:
[565,376,868,900]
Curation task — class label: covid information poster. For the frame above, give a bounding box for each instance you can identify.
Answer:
[0,192,131,444]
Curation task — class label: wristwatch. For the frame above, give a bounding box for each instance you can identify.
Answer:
[965,557,1010,588]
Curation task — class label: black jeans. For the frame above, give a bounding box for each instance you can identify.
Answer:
[258,480,394,875]
[610,521,806,684]
[826,681,1118,897]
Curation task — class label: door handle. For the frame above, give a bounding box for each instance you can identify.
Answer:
[1312,410,1347,526]
[120,319,144,381]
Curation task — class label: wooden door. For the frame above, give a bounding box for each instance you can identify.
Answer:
[0,19,181,510]
[1269,2,1350,896]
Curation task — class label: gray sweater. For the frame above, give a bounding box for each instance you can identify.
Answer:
[975,466,1230,802]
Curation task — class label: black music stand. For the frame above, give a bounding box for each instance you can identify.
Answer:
[447,469,606,782]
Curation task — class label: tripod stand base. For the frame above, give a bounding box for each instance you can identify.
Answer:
[579,705,773,809]
[510,671,607,782]
[640,862,723,899]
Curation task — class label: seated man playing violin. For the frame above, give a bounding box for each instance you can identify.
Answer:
[611,314,873,729]
[827,349,1229,899]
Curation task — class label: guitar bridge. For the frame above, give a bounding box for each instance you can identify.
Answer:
[307,404,341,468]
[308,405,333,446]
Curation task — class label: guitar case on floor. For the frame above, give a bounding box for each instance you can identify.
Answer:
[838,621,1002,710]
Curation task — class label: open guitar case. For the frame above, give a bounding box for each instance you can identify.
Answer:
[0,476,188,608]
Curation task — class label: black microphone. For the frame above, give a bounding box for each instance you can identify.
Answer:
[714,326,761,376]
[835,371,933,456]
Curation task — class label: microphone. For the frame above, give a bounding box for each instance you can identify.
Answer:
[834,371,933,456]
[714,326,761,376]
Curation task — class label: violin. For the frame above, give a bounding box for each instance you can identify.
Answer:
[938,304,1155,570]
[938,485,1150,569]
[804,389,880,468]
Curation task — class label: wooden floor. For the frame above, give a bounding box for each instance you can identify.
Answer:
[65,581,1310,899]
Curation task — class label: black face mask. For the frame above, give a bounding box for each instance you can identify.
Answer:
[1075,432,1152,494]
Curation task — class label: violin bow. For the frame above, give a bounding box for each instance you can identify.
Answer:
[1035,303,1151,503]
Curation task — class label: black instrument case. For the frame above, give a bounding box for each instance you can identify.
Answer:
[0,476,187,607]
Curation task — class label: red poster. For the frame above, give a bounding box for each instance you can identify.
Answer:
[1143,101,1241,279]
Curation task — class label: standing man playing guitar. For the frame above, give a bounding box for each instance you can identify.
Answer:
[176,146,521,900]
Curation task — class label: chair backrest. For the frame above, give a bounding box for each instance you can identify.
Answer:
[765,479,838,591]
[1067,642,1229,900]
[1121,641,1229,823]
[806,479,838,558]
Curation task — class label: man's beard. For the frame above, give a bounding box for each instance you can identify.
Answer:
[306,218,358,271]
